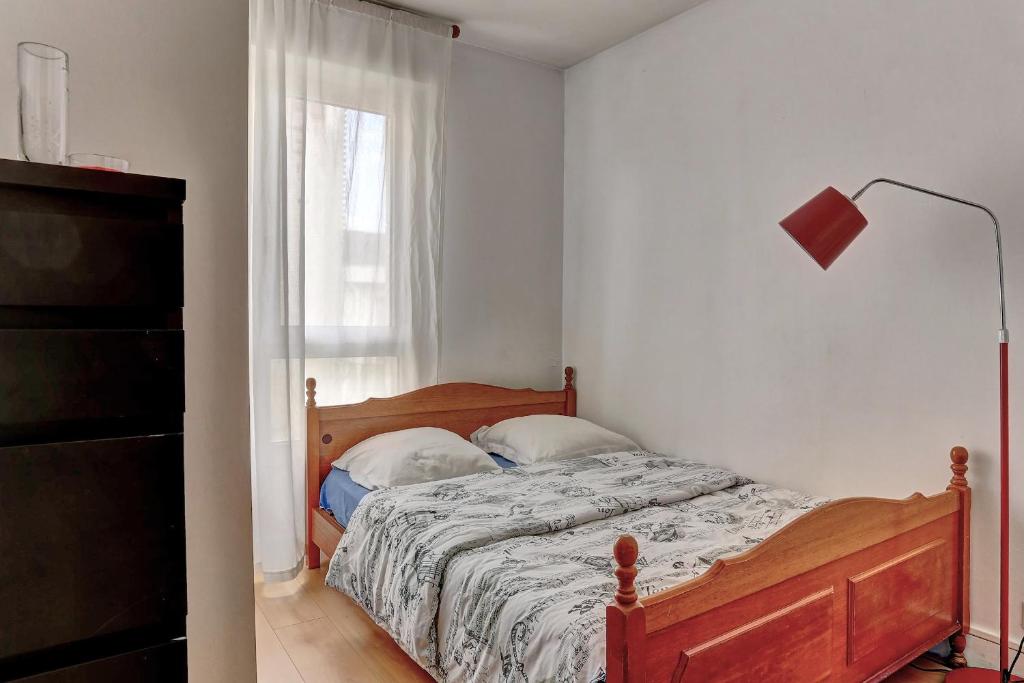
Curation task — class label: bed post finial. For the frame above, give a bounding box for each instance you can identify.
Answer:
[947,445,971,669]
[306,377,317,407]
[564,367,577,417]
[613,535,639,605]
[608,535,645,683]
[949,446,969,489]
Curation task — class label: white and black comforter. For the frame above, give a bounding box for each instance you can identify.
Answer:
[325,451,826,682]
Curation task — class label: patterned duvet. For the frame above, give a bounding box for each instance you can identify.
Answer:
[325,451,826,682]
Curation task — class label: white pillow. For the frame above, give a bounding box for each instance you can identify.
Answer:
[332,427,500,490]
[471,415,638,465]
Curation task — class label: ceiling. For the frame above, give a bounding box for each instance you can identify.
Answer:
[394,0,710,69]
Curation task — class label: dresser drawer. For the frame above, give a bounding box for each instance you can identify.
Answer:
[13,640,187,682]
[0,435,186,661]
[0,211,182,308]
[0,330,183,429]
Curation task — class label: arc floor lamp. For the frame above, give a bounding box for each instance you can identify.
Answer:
[780,178,1013,683]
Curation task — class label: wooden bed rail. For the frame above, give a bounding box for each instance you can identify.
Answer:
[607,447,972,683]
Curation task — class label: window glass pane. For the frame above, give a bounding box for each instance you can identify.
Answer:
[287,98,390,329]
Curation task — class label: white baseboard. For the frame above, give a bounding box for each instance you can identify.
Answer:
[965,628,1005,670]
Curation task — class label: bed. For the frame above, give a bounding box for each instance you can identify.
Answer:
[305,368,971,682]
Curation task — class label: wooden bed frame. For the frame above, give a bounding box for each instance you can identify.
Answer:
[305,368,970,681]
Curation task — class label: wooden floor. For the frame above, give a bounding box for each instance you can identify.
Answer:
[255,566,432,683]
[255,567,951,682]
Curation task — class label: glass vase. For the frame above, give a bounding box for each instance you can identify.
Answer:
[18,42,69,164]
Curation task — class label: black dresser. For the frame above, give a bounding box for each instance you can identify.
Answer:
[0,160,187,681]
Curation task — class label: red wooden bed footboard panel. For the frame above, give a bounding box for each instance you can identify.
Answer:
[670,588,836,682]
[607,447,971,683]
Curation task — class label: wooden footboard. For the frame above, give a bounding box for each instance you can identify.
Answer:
[607,447,972,683]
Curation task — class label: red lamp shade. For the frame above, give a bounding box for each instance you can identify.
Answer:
[779,186,868,269]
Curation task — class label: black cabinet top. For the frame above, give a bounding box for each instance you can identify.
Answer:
[0,159,185,201]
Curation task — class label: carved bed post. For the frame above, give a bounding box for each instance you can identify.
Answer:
[305,378,321,569]
[946,446,971,669]
[564,366,576,417]
[607,535,646,683]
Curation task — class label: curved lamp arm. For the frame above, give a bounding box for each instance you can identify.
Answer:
[852,177,1008,339]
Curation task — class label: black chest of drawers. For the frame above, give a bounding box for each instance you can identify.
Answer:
[0,160,187,681]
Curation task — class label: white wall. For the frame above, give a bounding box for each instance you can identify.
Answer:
[0,2,255,680]
[440,42,564,390]
[565,0,1024,658]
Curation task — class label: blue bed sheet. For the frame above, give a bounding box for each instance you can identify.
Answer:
[320,453,517,527]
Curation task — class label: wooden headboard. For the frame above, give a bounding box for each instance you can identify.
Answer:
[304,367,576,565]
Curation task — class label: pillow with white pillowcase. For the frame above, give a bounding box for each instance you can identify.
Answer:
[332,427,500,490]
[470,414,638,466]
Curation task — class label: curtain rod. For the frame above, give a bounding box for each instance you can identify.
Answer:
[356,0,460,38]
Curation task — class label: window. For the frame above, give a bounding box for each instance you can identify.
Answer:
[290,99,390,328]
[284,98,398,409]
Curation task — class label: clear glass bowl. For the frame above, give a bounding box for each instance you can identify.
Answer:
[66,153,129,173]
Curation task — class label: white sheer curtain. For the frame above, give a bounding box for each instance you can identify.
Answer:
[249,0,451,579]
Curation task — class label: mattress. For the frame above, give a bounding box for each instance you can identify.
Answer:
[320,453,517,527]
